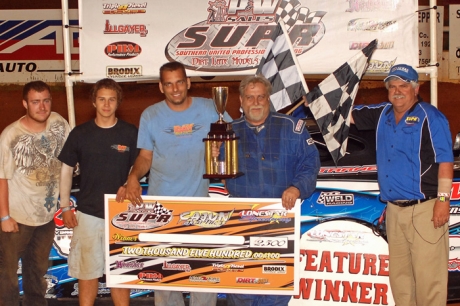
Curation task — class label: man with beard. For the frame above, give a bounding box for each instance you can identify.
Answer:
[0,81,70,306]
[351,64,453,306]
[223,75,320,306]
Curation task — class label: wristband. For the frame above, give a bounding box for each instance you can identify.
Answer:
[438,178,453,195]
[1,215,10,222]
[61,206,72,212]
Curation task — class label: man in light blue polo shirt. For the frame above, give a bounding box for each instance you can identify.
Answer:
[351,64,454,306]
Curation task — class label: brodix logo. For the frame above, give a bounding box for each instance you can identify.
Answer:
[165,0,326,71]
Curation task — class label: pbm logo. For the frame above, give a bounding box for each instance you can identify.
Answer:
[105,41,142,59]
[138,271,162,282]
[165,0,326,71]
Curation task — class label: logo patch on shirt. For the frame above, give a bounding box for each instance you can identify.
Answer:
[405,116,419,125]
[294,119,306,133]
[111,144,130,153]
[164,124,202,136]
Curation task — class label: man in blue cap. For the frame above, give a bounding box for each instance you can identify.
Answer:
[351,64,453,306]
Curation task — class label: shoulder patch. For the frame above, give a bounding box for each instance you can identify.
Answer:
[294,119,306,134]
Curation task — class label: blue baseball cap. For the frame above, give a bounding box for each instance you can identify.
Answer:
[383,64,418,83]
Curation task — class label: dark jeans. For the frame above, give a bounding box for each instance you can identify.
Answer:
[0,220,55,306]
[227,294,291,306]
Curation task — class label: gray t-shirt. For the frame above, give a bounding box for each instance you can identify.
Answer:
[0,112,70,226]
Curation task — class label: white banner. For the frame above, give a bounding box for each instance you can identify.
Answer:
[78,0,418,82]
[449,5,460,80]
[0,10,79,84]
[418,6,443,68]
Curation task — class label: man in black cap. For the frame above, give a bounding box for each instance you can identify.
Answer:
[351,64,453,306]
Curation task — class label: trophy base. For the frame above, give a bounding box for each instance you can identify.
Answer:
[203,172,244,179]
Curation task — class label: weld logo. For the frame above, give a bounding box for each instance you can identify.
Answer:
[179,210,233,228]
[367,58,397,73]
[110,144,130,152]
[111,201,173,230]
[107,66,142,78]
[165,0,326,71]
[138,271,162,282]
[236,277,269,284]
[349,41,394,50]
[316,191,354,206]
[262,265,286,274]
[104,20,148,37]
[105,41,142,59]
[347,19,397,32]
[102,3,147,14]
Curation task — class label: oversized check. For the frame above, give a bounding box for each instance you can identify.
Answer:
[105,195,300,294]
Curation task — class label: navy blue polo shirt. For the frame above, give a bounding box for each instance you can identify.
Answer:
[352,101,453,201]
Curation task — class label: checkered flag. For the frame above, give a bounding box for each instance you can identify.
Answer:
[276,0,302,29]
[307,40,377,165]
[256,20,308,111]
[153,202,172,215]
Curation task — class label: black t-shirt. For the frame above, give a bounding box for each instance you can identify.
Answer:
[58,119,138,218]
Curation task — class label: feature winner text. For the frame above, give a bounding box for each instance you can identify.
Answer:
[294,249,390,304]
[121,246,280,260]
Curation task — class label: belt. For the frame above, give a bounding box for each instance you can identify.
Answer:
[389,196,435,207]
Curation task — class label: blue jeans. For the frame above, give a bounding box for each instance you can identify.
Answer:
[154,290,217,306]
[227,294,291,306]
[0,220,55,306]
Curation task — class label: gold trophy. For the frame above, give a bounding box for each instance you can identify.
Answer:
[203,87,243,179]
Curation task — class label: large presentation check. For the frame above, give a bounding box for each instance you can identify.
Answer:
[105,195,300,294]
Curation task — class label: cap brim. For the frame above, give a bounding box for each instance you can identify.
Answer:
[383,75,412,83]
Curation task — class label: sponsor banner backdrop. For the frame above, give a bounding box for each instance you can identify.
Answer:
[0,10,79,83]
[449,5,460,79]
[418,6,443,69]
[105,195,300,294]
[79,0,418,82]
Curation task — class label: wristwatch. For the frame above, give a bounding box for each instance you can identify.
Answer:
[438,195,450,202]
[61,206,72,212]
